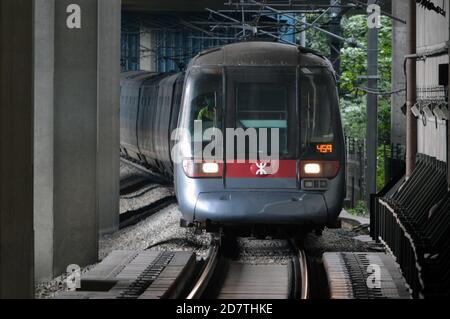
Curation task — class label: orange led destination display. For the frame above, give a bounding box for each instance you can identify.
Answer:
[316,144,333,154]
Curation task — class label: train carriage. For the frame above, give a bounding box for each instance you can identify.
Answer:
[120,41,345,235]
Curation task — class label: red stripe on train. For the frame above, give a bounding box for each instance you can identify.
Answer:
[225,160,297,178]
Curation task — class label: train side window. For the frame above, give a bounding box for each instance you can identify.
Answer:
[300,67,337,151]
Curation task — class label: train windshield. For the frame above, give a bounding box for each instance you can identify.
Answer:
[179,66,339,161]
[180,68,223,150]
[299,67,338,158]
[226,67,297,161]
[235,83,289,154]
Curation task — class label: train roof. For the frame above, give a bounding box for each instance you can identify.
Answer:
[121,71,183,85]
[188,41,334,70]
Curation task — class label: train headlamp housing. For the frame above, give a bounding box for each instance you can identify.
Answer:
[182,159,223,178]
[300,161,340,179]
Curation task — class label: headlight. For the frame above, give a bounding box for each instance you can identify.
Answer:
[303,163,322,175]
[202,163,220,174]
[182,159,223,178]
[301,161,340,179]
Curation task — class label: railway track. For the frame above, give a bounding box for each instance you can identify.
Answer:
[120,157,170,185]
[120,176,154,196]
[119,196,177,229]
[60,234,411,299]
[186,237,310,300]
[119,159,177,229]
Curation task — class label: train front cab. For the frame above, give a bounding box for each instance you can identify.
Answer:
[175,64,345,233]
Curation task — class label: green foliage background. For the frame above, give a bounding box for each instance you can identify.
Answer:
[300,14,393,192]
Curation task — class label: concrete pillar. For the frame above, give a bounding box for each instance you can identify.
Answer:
[98,0,121,235]
[299,15,306,47]
[34,0,121,280]
[0,0,35,298]
[34,0,55,282]
[53,0,99,276]
[140,29,156,71]
[391,0,408,147]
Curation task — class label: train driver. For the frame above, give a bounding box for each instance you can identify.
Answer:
[196,93,216,123]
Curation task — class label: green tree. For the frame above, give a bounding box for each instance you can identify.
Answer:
[302,14,393,191]
[341,15,392,191]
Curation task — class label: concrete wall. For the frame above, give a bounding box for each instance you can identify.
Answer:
[140,29,156,72]
[0,0,35,298]
[415,4,449,162]
[417,117,447,162]
[417,4,449,47]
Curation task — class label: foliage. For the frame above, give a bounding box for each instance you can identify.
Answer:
[348,200,368,217]
[301,14,393,193]
[302,15,329,55]
[340,97,367,141]
[377,144,393,191]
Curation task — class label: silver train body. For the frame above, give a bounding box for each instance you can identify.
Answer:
[120,42,345,233]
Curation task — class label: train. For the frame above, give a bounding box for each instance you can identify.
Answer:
[120,41,345,235]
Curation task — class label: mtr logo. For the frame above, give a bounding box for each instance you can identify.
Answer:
[250,162,272,176]
[227,161,296,179]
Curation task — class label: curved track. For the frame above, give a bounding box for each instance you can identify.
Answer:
[186,237,310,300]
[186,240,221,299]
[297,248,310,299]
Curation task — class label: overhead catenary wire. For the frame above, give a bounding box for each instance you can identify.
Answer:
[355,87,407,96]
[125,0,406,73]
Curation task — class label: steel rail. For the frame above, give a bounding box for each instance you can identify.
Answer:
[186,241,221,299]
[120,157,169,184]
[298,249,310,299]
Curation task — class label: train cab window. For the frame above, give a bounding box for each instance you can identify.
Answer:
[193,92,218,130]
[235,83,289,155]
[225,67,296,160]
[181,68,223,144]
[300,67,337,156]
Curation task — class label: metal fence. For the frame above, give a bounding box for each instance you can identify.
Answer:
[345,137,366,208]
[371,154,450,298]
[384,143,406,185]
[345,137,406,209]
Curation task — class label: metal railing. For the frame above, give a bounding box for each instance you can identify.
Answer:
[345,137,405,209]
[371,154,449,298]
